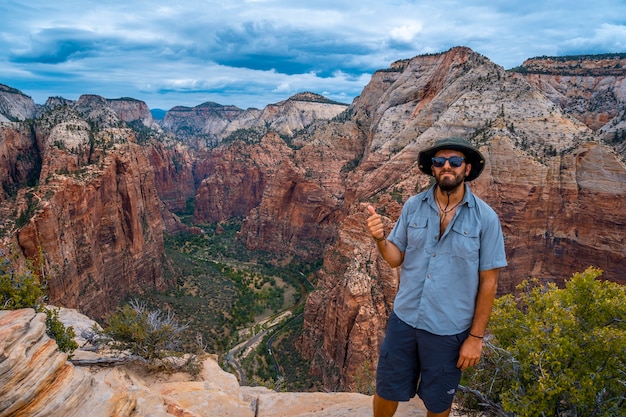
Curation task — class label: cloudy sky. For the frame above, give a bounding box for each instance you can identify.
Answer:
[1,0,625,111]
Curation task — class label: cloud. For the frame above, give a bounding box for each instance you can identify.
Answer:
[11,28,107,64]
[558,24,626,55]
[1,0,625,110]
[389,23,423,44]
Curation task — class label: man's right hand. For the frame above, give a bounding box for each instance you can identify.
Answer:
[367,205,385,241]
[366,205,404,268]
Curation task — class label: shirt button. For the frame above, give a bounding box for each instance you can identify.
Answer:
[432,253,436,257]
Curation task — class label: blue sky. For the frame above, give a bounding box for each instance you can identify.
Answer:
[1,0,625,111]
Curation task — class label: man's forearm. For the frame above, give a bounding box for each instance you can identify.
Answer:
[470,268,499,336]
[376,239,404,268]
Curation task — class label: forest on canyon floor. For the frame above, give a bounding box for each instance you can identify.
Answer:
[131,210,326,392]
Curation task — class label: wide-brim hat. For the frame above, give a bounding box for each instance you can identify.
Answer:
[418,137,485,182]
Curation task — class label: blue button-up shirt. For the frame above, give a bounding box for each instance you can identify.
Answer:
[387,184,507,335]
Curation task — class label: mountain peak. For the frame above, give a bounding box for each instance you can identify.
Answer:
[287,92,347,105]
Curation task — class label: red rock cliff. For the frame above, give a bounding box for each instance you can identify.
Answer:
[0,97,170,320]
[16,142,166,320]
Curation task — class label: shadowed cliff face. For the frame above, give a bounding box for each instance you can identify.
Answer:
[192,132,294,224]
[16,144,167,320]
[238,121,365,259]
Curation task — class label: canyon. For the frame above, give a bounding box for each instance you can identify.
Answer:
[1,46,625,403]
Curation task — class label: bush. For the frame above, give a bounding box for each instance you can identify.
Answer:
[45,307,78,357]
[1,253,78,357]
[459,267,626,416]
[101,299,188,361]
[0,257,44,310]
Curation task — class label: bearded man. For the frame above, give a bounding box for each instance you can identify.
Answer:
[366,137,507,417]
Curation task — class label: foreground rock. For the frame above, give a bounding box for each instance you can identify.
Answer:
[0,309,135,417]
[0,308,436,417]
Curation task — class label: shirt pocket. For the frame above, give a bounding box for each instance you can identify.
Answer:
[406,218,429,253]
[450,221,480,258]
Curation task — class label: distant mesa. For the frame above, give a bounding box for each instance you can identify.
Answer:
[150,108,167,120]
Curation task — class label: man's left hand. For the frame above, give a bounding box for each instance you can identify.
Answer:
[457,336,483,370]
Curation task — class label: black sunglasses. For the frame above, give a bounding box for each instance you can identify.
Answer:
[432,156,465,168]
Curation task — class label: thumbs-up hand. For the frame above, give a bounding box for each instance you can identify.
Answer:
[366,205,385,242]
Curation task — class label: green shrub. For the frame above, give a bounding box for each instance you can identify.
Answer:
[44,307,78,357]
[0,254,44,310]
[459,267,626,416]
[101,299,188,361]
[1,253,78,357]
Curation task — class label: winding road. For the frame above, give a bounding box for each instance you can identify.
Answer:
[225,273,311,386]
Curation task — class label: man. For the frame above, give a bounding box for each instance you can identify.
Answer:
[366,137,507,417]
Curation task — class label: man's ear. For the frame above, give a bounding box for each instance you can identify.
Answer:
[465,163,472,178]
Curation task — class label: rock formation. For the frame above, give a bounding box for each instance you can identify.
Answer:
[192,131,294,224]
[0,97,169,320]
[0,84,38,122]
[161,101,247,148]
[106,97,159,130]
[15,142,167,320]
[161,92,348,149]
[0,309,135,417]
[515,54,626,131]
[239,120,363,259]
[0,308,434,417]
[145,141,196,214]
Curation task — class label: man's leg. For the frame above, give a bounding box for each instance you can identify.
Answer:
[427,406,451,417]
[374,311,420,417]
[373,393,398,417]
[417,329,467,417]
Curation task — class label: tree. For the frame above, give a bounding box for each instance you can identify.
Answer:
[459,267,626,417]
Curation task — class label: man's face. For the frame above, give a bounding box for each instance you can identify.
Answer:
[432,150,471,192]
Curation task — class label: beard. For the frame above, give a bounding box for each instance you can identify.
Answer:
[436,171,465,192]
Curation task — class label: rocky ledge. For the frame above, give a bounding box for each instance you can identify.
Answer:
[0,308,433,417]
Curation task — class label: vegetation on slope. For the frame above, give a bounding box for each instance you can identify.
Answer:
[458,267,626,417]
[1,251,78,356]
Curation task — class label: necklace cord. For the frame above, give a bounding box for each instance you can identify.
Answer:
[436,189,462,229]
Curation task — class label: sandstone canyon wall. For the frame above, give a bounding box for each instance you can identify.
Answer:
[0,96,172,320]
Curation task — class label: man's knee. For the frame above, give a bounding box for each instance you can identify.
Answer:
[373,393,399,417]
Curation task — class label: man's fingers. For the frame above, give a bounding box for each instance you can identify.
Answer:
[366,205,384,239]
